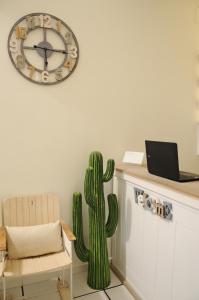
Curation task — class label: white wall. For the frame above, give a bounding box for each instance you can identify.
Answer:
[0,0,199,224]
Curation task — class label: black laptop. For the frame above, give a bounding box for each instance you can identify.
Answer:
[145,140,199,182]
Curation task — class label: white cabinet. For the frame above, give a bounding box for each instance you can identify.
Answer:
[112,175,199,300]
[172,206,199,300]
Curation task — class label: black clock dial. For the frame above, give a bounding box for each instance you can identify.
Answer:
[8,13,79,85]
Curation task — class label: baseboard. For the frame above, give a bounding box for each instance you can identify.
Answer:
[124,279,143,300]
[110,264,143,300]
[110,263,125,282]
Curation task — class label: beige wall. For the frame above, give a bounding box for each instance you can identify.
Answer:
[0,0,199,223]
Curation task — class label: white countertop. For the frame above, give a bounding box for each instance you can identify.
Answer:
[116,164,199,204]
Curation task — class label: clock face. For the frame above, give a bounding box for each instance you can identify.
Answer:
[8,13,79,85]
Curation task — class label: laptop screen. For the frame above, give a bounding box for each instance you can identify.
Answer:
[145,140,180,180]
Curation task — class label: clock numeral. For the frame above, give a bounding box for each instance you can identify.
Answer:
[44,15,52,28]
[56,20,62,33]
[33,16,42,27]
[64,32,72,44]
[38,15,44,27]
[15,26,27,40]
[41,71,49,83]
[39,15,52,28]
[64,60,75,72]
[10,40,19,53]
[69,46,78,59]
[26,16,37,30]
[55,68,63,81]
[28,65,35,79]
[16,55,25,69]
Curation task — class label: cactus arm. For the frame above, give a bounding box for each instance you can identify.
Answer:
[73,192,89,262]
[103,159,115,182]
[84,167,96,209]
[105,193,118,238]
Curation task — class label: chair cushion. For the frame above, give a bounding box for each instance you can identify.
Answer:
[4,251,71,277]
[6,221,63,259]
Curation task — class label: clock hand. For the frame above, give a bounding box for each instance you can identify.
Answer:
[44,49,48,70]
[43,27,47,42]
[33,45,68,54]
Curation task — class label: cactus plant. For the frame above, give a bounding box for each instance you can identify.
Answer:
[73,151,118,290]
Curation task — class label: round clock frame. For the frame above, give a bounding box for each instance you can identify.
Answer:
[7,13,79,85]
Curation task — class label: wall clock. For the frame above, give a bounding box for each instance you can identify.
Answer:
[8,13,79,85]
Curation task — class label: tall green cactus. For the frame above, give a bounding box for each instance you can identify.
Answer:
[73,151,118,290]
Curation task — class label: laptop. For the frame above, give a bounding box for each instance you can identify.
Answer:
[145,140,199,182]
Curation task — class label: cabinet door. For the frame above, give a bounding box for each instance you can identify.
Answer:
[111,177,126,276]
[124,182,143,292]
[155,215,175,300]
[125,183,159,300]
[172,205,199,300]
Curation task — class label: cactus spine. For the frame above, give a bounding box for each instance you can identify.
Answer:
[73,151,118,290]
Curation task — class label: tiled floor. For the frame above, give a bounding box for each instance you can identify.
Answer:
[72,270,135,300]
[74,286,134,300]
[4,270,135,300]
[73,270,121,298]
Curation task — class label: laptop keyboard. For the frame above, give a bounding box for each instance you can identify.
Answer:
[180,171,199,180]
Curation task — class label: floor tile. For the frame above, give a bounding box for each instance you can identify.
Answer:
[73,270,121,297]
[27,291,60,300]
[5,287,22,299]
[106,285,135,300]
[73,271,94,297]
[108,270,122,288]
[77,291,107,300]
[23,278,58,297]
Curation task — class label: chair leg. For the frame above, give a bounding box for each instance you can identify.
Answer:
[70,264,73,300]
[62,268,65,287]
[2,276,6,300]
[58,267,72,300]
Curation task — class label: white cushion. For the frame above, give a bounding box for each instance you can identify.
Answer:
[6,221,63,259]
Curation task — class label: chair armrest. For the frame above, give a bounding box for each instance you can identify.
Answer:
[60,221,76,241]
[0,227,6,251]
